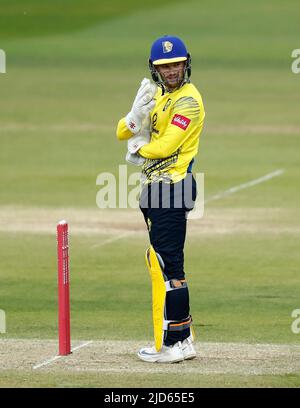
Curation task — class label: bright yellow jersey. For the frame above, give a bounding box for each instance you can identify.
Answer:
[116,82,205,184]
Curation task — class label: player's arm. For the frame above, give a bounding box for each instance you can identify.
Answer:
[138,97,205,159]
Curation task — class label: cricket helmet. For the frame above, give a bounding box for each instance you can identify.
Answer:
[149,35,191,88]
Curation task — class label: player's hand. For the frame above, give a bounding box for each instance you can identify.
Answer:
[125,78,156,134]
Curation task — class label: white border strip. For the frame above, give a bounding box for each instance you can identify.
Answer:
[205,169,285,203]
[33,340,93,370]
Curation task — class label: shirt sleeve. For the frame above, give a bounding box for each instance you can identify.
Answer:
[139,96,204,159]
[116,117,133,141]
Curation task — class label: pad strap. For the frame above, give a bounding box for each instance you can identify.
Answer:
[163,315,193,331]
[165,279,187,292]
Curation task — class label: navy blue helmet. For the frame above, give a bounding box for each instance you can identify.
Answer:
[149,35,191,88]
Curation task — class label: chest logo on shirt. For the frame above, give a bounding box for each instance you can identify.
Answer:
[171,114,191,130]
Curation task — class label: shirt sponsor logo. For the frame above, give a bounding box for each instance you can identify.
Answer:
[171,114,191,130]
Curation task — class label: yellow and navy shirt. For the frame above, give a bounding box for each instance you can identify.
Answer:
[116,82,205,184]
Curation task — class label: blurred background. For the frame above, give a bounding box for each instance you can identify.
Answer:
[1,0,299,207]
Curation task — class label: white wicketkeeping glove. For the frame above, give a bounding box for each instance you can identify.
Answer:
[125,116,151,166]
[127,134,148,154]
[125,78,156,134]
[125,152,145,166]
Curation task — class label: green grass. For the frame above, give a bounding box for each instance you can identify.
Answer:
[1,2,299,207]
[0,0,177,40]
[0,231,299,344]
[0,370,300,388]
[0,0,300,388]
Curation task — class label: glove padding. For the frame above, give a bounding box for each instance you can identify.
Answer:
[125,152,145,166]
[125,78,156,134]
[127,134,149,154]
[125,116,150,166]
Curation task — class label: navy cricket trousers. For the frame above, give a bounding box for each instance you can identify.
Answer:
[139,174,197,345]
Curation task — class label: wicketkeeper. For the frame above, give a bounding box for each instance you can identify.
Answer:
[116,35,205,363]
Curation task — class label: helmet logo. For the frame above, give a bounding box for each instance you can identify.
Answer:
[162,41,173,53]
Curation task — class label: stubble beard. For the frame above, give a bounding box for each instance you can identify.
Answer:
[162,71,184,91]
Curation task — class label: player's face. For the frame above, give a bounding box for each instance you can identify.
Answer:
[156,61,186,90]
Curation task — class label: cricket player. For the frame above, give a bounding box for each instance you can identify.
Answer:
[116,35,205,363]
